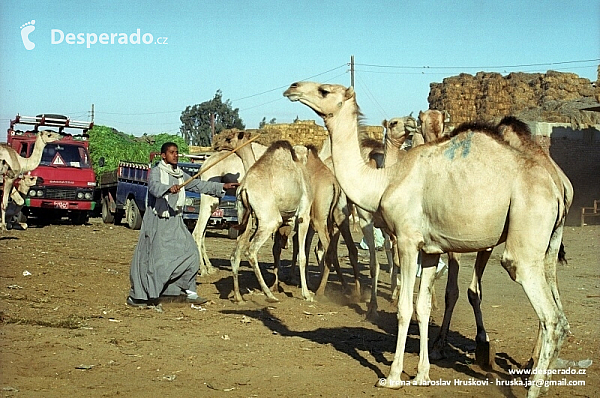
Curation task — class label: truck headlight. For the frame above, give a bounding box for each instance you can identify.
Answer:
[84,192,93,200]
[77,192,84,199]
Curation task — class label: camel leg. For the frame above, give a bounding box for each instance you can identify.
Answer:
[271,230,285,292]
[337,217,361,298]
[296,212,314,301]
[512,262,569,397]
[379,237,420,389]
[530,223,567,368]
[361,221,381,319]
[414,253,439,384]
[1,178,14,230]
[290,225,314,287]
[246,223,280,303]
[194,195,219,276]
[467,250,493,369]
[430,252,460,359]
[230,220,253,303]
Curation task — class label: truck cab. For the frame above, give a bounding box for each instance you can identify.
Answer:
[6,114,96,225]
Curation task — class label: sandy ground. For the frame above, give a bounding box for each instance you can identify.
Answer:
[0,218,598,397]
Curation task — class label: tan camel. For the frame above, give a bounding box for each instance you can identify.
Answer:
[191,135,267,276]
[0,130,61,230]
[285,81,568,397]
[230,140,313,302]
[292,144,362,297]
[431,115,574,366]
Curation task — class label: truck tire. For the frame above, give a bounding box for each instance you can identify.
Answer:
[228,226,239,240]
[101,197,115,224]
[126,198,142,230]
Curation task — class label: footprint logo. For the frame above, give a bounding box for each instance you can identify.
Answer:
[20,20,36,50]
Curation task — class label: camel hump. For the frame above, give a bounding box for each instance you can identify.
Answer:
[449,121,499,138]
[497,116,531,137]
[265,140,298,162]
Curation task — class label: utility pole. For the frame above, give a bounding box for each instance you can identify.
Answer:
[90,104,95,123]
[350,55,355,87]
[210,112,215,145]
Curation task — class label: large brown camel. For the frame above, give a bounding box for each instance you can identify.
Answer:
[0,130,61,230]
[284,81,569,397]
[230,140,313,302]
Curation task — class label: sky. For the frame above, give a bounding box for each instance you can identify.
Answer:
[1,0,598,142]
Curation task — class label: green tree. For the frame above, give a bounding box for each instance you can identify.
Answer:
[180,90,245,146]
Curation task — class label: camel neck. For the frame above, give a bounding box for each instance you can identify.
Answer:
[324,99,387,213]
[23,136,46,171]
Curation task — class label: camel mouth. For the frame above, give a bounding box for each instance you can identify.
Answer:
[283,91,301,102]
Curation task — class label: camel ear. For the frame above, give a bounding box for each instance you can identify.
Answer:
[345,86,355,100]
[443,110,450,123]
[382,119,388,128]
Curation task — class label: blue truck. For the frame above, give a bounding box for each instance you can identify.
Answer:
[96,160,236,232]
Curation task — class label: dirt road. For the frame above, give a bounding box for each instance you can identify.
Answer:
[1,218,598,397]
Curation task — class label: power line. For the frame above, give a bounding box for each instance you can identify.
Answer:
[232,63,347,102]
[355,58,600,70]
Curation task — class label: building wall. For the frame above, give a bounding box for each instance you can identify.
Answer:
[547,126,600,225]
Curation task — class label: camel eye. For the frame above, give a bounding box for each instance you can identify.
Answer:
[390,121,397,127]
[318,87,329,97]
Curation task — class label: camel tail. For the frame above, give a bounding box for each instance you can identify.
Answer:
[328,182,341,235]
[234,187,252,231]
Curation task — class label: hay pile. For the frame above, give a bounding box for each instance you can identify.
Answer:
[428,69,600,129]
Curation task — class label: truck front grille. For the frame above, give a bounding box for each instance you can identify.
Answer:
[45,187,78,200]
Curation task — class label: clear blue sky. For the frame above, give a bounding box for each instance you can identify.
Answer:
[1,0,598,142]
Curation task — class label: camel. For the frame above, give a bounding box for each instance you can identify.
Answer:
[285,81,569,398]
[230,140,313,302]
[219,129,361,298]
[0,130,61,230]
[430,115,574,366]
[292,144,362,297]
[3,174,38,229]
[191,136,267,276]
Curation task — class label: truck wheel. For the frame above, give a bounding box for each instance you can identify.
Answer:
[126,198,142,230]
[70,211,89,225]
[227,226,239,240]
[101,197,115,224]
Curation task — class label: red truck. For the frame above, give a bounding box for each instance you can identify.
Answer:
[6,114,96,225]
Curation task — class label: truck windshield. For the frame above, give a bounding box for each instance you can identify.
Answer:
[37,143,92,168]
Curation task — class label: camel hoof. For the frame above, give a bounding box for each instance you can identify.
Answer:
[206,265,219,275]
[429,347,445,361]
[265,296,280,303]
[365,308,379,321]
[475,340,496,370]
[376,378,402,389]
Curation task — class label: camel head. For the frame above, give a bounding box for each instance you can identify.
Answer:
[417,110,450,143]
[214,128,247,151]
[382,116,418,146]
[292,145,309,165]
[16,173,38,193]
[284,82,355,119]
[39,130,62,144]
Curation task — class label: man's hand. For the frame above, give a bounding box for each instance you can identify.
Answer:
[169,184,181,193]
[223,182,240,190]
